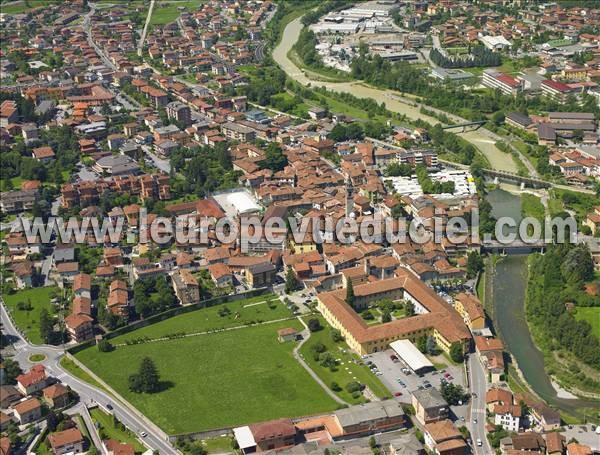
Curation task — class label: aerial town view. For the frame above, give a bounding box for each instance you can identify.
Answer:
[0,0,600,454]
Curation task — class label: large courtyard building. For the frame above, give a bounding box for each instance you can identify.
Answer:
[316,270,471,356]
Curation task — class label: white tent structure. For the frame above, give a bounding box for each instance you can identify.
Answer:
[390,339,434,373]
[233,426,256,454]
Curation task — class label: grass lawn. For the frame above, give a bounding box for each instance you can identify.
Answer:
[521,194,545,222]
[60,356,107,393]
[2,287,60,344]
[202,436,235,454]
[29,353,46,362]
[90,408,145,453]
[299,316,390,404]
[114,294,288,343]
[149,0,203,25]
[0,1,54,14]
[75,319,338,434]
[547,196,564,217]
[574,307,600,340]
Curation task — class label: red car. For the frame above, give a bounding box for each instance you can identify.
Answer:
[394,391,403,397]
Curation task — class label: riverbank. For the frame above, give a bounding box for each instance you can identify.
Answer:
[484,190,600,422]
[272,16,518,173]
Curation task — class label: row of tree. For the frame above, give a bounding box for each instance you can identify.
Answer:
[430,45,501,69]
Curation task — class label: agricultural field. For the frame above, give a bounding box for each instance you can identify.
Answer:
[75,306,338,433]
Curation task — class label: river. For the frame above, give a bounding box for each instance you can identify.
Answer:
[273,16,517,173]
[486,189,600,418]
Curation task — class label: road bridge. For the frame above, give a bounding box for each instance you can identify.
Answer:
[441,120,487,133]
[481,238,547,254]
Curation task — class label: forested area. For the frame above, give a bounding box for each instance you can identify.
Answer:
[526,244,600,373]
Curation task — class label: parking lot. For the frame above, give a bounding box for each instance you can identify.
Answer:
[365,349,466,405]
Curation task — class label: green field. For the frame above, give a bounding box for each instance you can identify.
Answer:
[0,1,54,14]
[112,294,288,343]
[574,307,600,340]
[2,287,60,344]
[60,356,107,393]
[90,408,146,453]
[150,0,203,25]
[75,316,338,433]
[298,316,390,404]
[521,193,545,222]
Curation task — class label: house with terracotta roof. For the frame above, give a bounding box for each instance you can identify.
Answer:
[453,293,485,331]
[545,431,565,455]
[31,146,55,163]
[73,273,92,300]
[566,442,593,455]
[104,439,134,455]
[423,419,467,455]
[48,427,85,455]
[172,269,200,305]
[65,313,94,343]
[16,364,47,395]
[208,262,233,287]
[42,383,70,409]
[12,397,42,424]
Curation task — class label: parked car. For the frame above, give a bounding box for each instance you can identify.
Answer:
[106,404,113,411]
[394,391,402,397]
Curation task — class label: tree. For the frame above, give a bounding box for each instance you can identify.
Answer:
[345,381,362,393]
[284,266,299,294]
[561,244,594,284]
[346,280,355,308]
[330,382,341,392]
[307,318,322,332]
[426,336,438,355]
[331,329,344,343]
[369,437,377,449]
[260,143,288,172]
[97,339,114,352]
[381,310,391,323]
[39,309,54,344]
[441,380,468,405]
[416,335,427,353]
[129,357,160,393]
[450,342,464,363]
[2,358,22,384]
[492,111,505,126]
[466,251,485,279]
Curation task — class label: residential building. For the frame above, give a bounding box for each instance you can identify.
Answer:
[333,400,407,437]
[246,262,276,288]
[65,313,94,343]
[423,419,467,455]
[412,388,449,425]
[42,384,70,409]
[48,428,85,455]
[166,101,191,126]
[16,365,47,395]
[12,397,42,424]
[172,269,200,305]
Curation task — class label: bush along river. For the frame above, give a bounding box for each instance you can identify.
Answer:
[485,188,600,420]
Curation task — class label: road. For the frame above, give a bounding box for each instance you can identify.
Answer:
[467,354,492,455]
[137,0,156,57]
[143,146,171,173]
[0,301,179,455]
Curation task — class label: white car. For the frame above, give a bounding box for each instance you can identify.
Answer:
[476,438,482,447]
[140,431,148,438]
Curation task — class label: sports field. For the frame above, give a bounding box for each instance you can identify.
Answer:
[75,299,338,434]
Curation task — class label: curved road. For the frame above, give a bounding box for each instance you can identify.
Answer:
[273,17,519,174]
[0,301,178,455]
